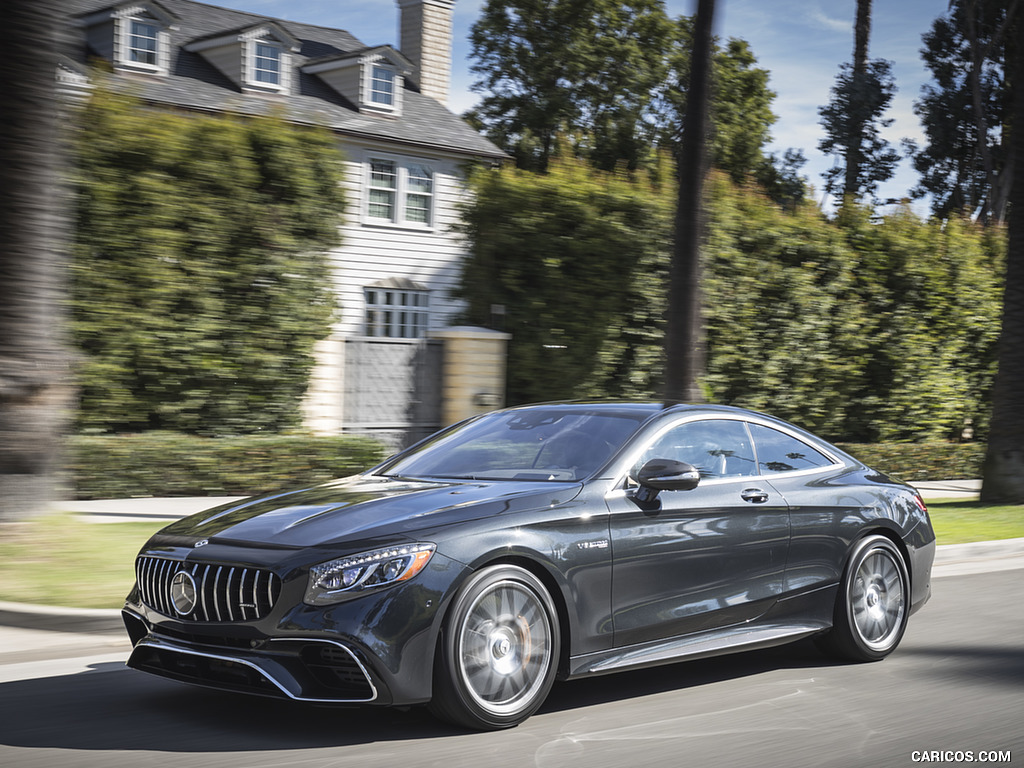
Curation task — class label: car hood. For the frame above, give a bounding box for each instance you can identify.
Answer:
[159,474,584,547]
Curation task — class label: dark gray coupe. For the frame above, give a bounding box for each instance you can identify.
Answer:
[122,403,935,729]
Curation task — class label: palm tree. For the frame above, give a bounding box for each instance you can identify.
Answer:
[664,0,715,404]
[0,0,73,522]
[843,0,872,199]
[980,7,1024,502]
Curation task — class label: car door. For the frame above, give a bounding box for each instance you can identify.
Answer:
[606,417,791,648]
[745,421,851,593]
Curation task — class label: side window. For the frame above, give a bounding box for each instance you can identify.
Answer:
[636,419,757,480]
[748,423,834,474]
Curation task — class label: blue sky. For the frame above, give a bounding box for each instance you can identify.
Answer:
[210,0,952,211]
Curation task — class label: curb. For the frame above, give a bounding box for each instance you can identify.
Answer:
[3,539,1023,636]
[0,600,124,635]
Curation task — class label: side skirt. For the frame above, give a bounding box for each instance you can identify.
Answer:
[567,583,837,679]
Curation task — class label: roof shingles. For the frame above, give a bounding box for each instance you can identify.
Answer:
[66,0,505,159]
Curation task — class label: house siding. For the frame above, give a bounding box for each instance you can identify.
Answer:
[301,140,471,435]
[85,19,116,62]
[315,64,361,107]
[200,41,244,89]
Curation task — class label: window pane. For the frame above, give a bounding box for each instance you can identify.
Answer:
[371,65,395,105]
[254,43,281,84]
[405,195,429,223]
[368,189,394,219]
[748,423,834,474]
[364,287,430,338]
[636,419,757,480]
[130,20,158,65]
[407,165,432,193]
[370,160,396,188]
[405,164,432,224]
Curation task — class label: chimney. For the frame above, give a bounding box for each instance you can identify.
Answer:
[397,0,455,104]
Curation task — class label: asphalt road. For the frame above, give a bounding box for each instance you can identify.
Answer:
[0,566,1020,768]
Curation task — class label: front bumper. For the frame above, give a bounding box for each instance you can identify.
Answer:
[123,613,380,702]
[121,547,468,707]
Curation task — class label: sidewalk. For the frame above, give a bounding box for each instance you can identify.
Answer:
[55,496,248,524]
[910,479,981,500]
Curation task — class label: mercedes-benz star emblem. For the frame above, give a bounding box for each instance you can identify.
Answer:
[170,570,198,616]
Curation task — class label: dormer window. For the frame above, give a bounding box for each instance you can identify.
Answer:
[302,46,412,117]
[73,2,179,77]
[128,19,159,65]
[370,65,395,107]
[184,22,299,96]
[253,42,282,86]
[241,34,292,93]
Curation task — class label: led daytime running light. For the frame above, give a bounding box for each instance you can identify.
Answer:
[306,543,436,605]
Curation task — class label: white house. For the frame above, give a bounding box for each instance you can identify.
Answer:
[65,0,508,445]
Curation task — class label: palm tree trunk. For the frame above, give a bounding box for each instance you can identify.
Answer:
[844,0,872,200]
[980,8,1024,502]
[0,0,74,521]
[664,0,715,404]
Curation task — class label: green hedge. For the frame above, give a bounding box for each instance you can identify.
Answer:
[64,433,982,500]
[66,433,388,500]
[836,442,985,483]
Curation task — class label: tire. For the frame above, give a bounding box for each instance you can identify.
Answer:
[429,564,560,730]
[817,534,910,662]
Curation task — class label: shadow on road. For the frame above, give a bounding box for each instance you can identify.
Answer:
[0,641,839,751]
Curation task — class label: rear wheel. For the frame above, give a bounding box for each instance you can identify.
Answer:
[429,564,559,730]
[818,534,909,662]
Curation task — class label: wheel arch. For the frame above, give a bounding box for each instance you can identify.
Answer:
[843,524,913,592]
[435,553,574,681]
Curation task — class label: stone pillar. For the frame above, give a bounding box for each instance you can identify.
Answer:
[396,0,454,104]
[432,326,510,426]
[300,330,346,434]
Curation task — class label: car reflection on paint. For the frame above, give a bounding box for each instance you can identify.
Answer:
[121,402,935,730]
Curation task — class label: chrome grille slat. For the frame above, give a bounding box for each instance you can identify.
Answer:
[135,556,280,622]
[199,564,211,620]
[226,568,236,622]
[213,566,223,622]
[157,558,173,615]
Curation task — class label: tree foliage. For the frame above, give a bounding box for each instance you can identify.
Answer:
[818,59,900,204]
[467,0,673,172]
[71,84,345,435]
[911,0,1016,223]
[454,156,672,403]
[457,159,1005,443]
[466,0,791,201]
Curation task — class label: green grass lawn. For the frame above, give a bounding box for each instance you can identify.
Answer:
[1,502,1021,610]
[927,499,1024,545]
[0,513,165,609]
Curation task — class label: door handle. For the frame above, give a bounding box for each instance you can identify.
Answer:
[741,488,769,504]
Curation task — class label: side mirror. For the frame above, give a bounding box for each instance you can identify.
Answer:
[634,459,700,503]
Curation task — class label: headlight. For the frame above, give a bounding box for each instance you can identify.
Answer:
[305,543,436,605]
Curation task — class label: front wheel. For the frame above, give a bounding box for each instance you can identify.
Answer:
[429,564,560,730]
[817,534,910,662]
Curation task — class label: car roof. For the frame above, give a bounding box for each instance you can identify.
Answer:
[500,401,768,421]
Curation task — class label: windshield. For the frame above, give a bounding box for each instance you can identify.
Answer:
[379,407,649,481]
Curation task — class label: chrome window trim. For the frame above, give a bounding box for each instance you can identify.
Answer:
[609,413,844,495]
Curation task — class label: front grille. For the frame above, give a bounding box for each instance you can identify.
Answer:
[136,555,281,622]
